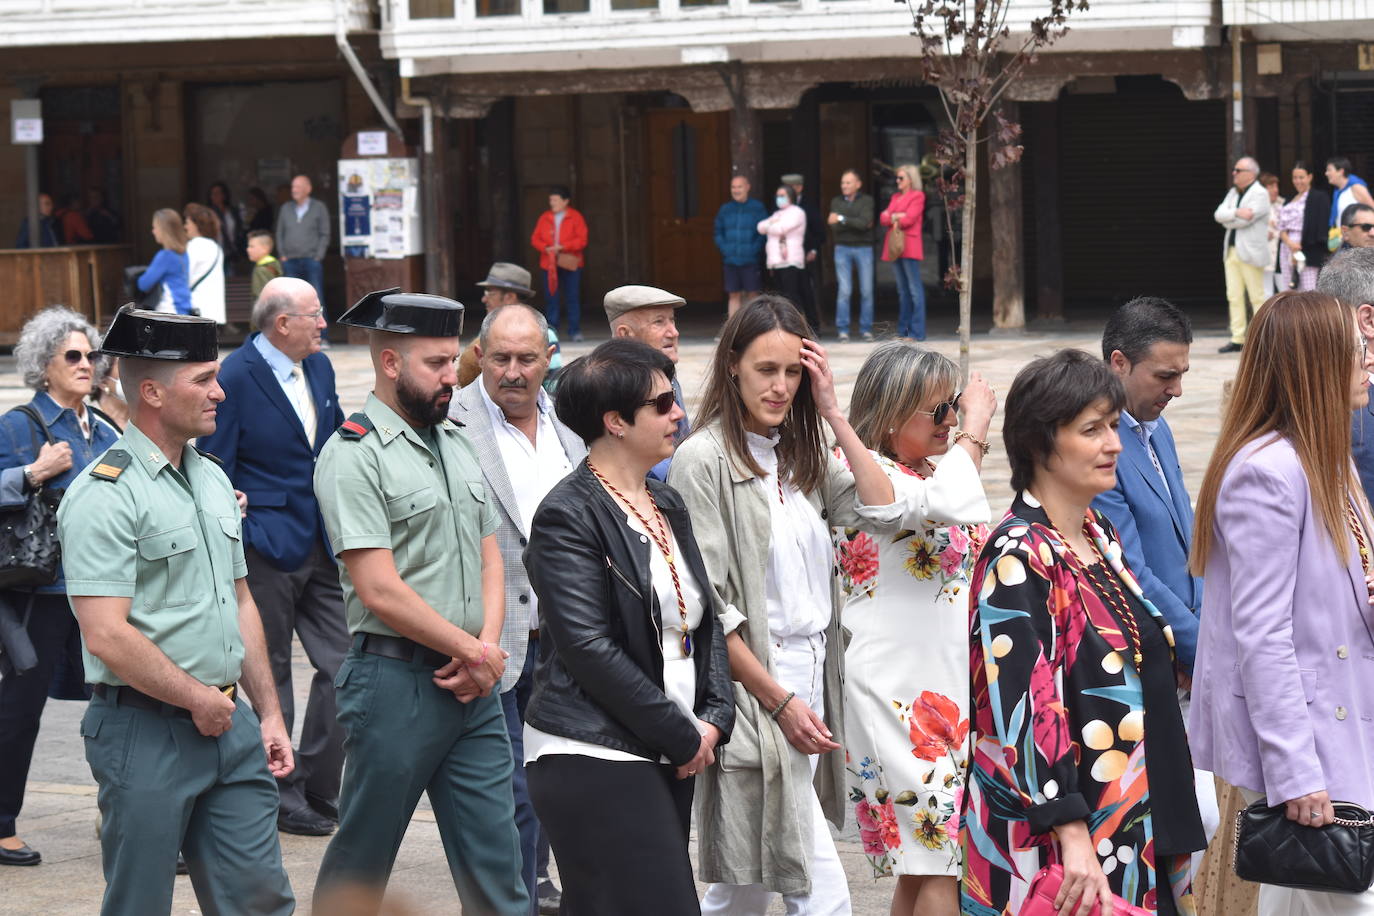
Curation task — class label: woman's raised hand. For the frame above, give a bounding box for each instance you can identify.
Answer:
[960,371,998,435]
[800,338,840,419]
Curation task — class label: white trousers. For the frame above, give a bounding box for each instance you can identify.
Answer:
[1237,789,1374,915]
[700,634,851,916]
[1179,692,1221,882]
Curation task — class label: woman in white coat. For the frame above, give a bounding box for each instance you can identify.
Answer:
[183,203,226,324]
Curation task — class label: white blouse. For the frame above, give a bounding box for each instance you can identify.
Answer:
[747,430,834,639]
[525,509,705,763]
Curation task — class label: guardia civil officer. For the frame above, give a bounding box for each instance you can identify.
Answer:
[311,289,528,915]
[57,307,295,916]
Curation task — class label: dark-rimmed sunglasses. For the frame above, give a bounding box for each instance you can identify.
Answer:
[1350,223,1374,233]
[913,392,961,425]
[639,391,676,415]
[63,349,96,365]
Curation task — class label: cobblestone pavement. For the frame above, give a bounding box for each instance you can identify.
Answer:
[0,313,1239,913]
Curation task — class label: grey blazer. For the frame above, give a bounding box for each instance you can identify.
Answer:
[1214,181,1272,268]
[451,380,587,692]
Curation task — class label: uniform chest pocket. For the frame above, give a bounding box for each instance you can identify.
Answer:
[208,515,242,581]
[136,525,198,608]
[386,486,437,569]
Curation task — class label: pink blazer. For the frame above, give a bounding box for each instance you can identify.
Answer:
[757,204,805,269]
[1189,433,1374,808]
[879,189,925,261]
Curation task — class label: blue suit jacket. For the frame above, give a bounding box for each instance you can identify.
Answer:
[1352,401,1374,508]
[1091,416,1202,672]
[197,334,345,571]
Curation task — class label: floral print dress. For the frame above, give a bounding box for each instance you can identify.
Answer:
[833,447,990,877]
[962,493,1205,916]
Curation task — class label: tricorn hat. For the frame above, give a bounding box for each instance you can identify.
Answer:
[475,262,535,298]
[99,305,219,362]
[337,288,465,338]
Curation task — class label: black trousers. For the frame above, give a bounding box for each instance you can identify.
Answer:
[0,592,79,838]
[769,266,820,332]
[245,542,349,814]
[528,755,698,916]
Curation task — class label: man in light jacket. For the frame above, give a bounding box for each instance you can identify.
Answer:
[1213,156,1270,353]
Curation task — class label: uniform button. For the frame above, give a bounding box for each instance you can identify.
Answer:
[519,536,527,547]
[429,461,434,468]
[410,503,416,509]
[1337,706,1349,720]
[1338,645,1350,659]
[171,542,176,548]
[519,594,529,604]
[821,509,828,520]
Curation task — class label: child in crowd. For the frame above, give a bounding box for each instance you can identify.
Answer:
[248,229,282,300]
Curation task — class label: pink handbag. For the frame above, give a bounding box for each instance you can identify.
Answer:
[1019,864,1154,916]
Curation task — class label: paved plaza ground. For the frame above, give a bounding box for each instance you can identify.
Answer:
[0,307,1241,914]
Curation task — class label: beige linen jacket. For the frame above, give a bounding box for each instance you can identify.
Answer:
[668,422,904,895]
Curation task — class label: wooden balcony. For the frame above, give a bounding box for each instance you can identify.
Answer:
[0,245,131,345]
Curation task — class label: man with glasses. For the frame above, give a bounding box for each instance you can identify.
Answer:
[198,276,349,837]
[1339,203,1374,251]
[1214,156,1271,353]
[1318,247,1374,505]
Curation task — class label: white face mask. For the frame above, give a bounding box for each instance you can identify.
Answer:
[775,197,789,209]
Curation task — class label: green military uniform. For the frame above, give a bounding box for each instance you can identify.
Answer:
[57,308,293,916]
[311,290,528,915]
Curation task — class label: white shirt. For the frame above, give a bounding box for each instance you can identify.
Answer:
[1120,409,1170,498]
[747,431,833,639]
[186,236,226,324]
[525,512,705,763]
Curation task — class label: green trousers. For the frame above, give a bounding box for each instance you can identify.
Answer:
[81,694,294,916]
[313,648,529,915]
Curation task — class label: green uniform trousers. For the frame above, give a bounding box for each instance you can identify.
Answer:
[81,694,294,916]
[314,646,529,915]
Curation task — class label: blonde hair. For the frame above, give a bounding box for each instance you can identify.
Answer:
[1192,291,1366,572]
[849,342,957,459]
[897,163,923,192]
[153,208,187,254]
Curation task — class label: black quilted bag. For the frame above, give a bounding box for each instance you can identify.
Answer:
[1234,800,1374,893]
[0,405,63,589]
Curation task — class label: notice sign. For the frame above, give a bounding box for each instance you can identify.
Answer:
[11,99,41,145]
[344,195,371,236]
[357,131,388,156]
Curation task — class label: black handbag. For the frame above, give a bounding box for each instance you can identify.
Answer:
[123,264,162,310]
[0,405,64,589]
[1234,799,1374,893]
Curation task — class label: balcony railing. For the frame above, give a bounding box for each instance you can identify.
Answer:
[0,0,372,46]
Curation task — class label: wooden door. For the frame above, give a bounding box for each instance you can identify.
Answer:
[645,110,729,302]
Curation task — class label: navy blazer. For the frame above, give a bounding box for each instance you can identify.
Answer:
[1353,400,1374,508]
[197,334,344,571]
[1091,415,1203,672]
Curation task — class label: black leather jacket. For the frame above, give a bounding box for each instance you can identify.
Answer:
[523,461,735,765]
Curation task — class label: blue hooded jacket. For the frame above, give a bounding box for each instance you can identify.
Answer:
[713,197,768,266]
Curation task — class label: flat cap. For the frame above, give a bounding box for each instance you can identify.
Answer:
[603,285,687,327]
[780,173,804,185]
[475,262,534,298]
[337,288,465,338]
[99,306,218,362]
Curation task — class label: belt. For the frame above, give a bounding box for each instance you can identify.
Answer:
[93,683,237,718]
[357,633,449,668]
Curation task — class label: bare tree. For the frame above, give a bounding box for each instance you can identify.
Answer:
[904,0,1086,379]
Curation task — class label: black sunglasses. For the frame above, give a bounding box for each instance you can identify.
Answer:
[913,392,961,425]
[639,391,676,415]
[63,349,96,365]
[1350,223,1374,233]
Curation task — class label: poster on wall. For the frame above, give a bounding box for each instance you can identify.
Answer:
[338,157,420,260]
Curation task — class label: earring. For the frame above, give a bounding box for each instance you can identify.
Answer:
[616,431,625,438]
[888,427,895,435]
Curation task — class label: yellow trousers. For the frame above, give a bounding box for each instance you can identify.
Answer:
[1224,246,1267,345]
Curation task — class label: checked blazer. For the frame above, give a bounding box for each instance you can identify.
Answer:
[450,380,586,691]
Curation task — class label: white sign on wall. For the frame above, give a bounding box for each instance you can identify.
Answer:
[11,100,41,145]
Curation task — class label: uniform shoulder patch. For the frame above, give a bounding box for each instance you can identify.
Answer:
[338,413,374,440]
[90,449,131,481]
[193,447,223,466]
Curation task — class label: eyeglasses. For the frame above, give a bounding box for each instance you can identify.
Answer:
[63,349,96,365]
[1349,223,1374,233]
[639,391,676,414]
[1233,166,1255,173]
[286,309,324,320]
[912,392,961,425]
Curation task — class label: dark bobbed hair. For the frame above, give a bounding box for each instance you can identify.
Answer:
[1003,349,1126,493]
[555,338,675,446]
[695,294,825,495]
[550,185,572,201]
[1328,155,1353,176]
[1100,296,1193,364]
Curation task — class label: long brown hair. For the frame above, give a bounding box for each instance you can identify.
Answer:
[152,208,187,254]
[695,294,826,495]
[1192,290,1363,572]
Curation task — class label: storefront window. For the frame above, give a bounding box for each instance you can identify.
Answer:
[544,0,589,13]
[410,0,454,16]
[476,0,519,14]
[680,0,727,7]
[611,0,657,9]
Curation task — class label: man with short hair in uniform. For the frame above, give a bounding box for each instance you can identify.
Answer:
[311,288,528,915]
[57,307,295,916]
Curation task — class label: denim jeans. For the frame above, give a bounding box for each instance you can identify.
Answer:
[891,257,926,340]
[544,268,582,338]
[501,645,540,916]
[282,257,326,320]
[833,245,874,336]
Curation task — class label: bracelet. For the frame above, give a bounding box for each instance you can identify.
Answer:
[22,465,37,489]
[467,641,490,669]
[953,430,990,456]
[768,691,796,720]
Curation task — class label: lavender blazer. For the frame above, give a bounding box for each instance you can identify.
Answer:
[1190,433,1374,808]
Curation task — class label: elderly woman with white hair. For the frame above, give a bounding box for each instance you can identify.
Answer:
[0,306,120,867]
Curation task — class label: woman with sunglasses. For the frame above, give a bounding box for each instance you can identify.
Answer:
[0,307,120,867]
[834,342,995,916]
[669,295,899,915]
[523,338,734,915]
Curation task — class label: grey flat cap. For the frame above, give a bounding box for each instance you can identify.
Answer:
[475,262,535,297]
[781,173,804,185]
[604,285,687,327]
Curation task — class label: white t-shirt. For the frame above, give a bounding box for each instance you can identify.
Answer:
[186,236,226,324]
[525,510,705,763]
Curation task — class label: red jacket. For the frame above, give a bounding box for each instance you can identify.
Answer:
[530,207,588,292]
[879,189,925,261]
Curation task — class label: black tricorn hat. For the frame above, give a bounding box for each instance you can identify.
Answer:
[337,288,465,338]
[98,305,219,362]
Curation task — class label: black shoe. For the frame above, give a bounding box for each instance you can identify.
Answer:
[176,852,189,875]
[1218,341,1244,353]
[537,879,561,915]
[0,843,41,866]
[305,793,340,822]
[278,806,337,836]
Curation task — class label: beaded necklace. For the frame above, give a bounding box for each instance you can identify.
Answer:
[587,461,692,657]
[1347,498,1373,597]
[1081,539,1145,669]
